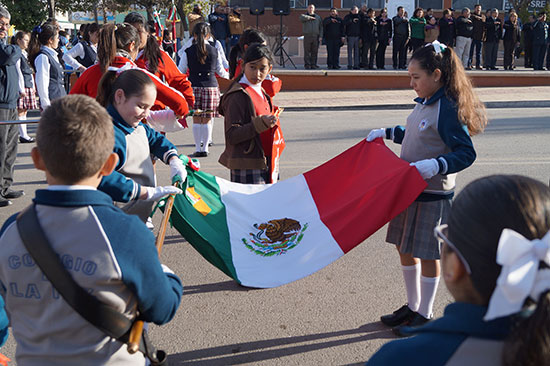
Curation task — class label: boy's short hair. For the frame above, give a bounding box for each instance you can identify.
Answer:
[37,95,114,184]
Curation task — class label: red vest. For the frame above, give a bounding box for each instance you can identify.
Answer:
[240,83,272,157]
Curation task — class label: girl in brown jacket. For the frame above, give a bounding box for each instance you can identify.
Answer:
[218,44,277,184]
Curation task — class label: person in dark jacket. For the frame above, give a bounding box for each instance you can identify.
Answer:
[323,8,345,69]
[208,5,230,54]
[484,8,502,70]
[532,11,548,70]
[375,8,392,69]
[438,9,456,46]
[455,8,473,68]
[344,6,361,69]
[0,7,23,207]
[392,6,409,69]
[503,12,520,70]
[360,8,377,69]
[522,15,536,68]
[468,4,485,69]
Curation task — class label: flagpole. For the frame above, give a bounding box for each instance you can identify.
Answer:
[127,185,178,354]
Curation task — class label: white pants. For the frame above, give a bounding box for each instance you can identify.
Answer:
[455,36,472,68]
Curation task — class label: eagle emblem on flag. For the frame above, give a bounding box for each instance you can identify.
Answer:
[242,218,308,257]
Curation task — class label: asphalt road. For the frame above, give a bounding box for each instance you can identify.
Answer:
[1,108,549,365]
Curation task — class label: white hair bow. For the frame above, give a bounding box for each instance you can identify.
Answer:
[430,40,447,55]
[484,229,550,321]
[106,62,135,75]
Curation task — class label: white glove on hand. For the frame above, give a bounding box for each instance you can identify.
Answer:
[410,158,440,180]
[144,186,183,201]
[169,158,188,182]
[366,128,385,142]
[161,264,175,274]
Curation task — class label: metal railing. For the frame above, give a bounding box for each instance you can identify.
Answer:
[0,118,40,125]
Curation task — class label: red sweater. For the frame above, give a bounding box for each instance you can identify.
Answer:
[135,49,195,109]
[70,56,191,117]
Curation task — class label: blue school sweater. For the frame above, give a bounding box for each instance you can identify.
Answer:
[367,303,513,366]
[0,188,183,365]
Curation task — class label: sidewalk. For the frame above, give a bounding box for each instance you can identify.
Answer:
[272,86,550,110]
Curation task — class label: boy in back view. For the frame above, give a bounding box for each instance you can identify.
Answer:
[0,94,183,365]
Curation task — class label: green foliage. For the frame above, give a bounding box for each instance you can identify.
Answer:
[2,0,48,31]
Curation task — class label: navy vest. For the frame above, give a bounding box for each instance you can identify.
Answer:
[76,40,96,68]
[38,48,66,101]
[20,54,34,89]
[185,43,218,88]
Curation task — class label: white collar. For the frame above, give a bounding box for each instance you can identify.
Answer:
[239,74,264,99]
[48,185,97,191]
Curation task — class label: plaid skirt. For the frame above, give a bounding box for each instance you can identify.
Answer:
[386,198,452,260]
[17,87,39,111]
[192,87,220,118]
[230,169,268,184]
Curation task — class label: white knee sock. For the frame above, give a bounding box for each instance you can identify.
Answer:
[206,119,213,145]
[201,124,210,152]
[193,123,201,152]
[18,115,30,139]
[417,275,440,319]
[401,264,420,312]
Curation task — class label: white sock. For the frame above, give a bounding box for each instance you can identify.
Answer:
[401,264,420,312]
[417,275,440,319]
[18,115,30,139]
[201,124,209,152]
[193,123,201,152]
[206,119,213,145]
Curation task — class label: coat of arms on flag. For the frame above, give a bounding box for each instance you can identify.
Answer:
[243,218,308,257]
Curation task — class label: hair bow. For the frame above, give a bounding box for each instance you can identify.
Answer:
[33,25,42,34]
[106,62,135,75]
[484,229,550,321]
[430,40,447,55]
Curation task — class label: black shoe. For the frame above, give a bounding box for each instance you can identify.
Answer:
[304,65,311,70]
[312,65,320,69]
[353,66,360,70]
[391,312,431,337]
[347,65,353,70]
[0,197,12,207]
[208,142,213,147]
[2,189,24,199]
[19,136,35,143]
[334,65,341,69]
[380,304,415,327]
[476,66,482,70]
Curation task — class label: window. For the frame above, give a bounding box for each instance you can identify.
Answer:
[418,0,443,10]
[452,0,504,10]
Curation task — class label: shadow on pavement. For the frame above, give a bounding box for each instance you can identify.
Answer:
[182,280,252,295]
[167,322,393,365]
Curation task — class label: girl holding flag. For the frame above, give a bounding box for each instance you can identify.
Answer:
[366,41,487,335]
[218,43,283,184]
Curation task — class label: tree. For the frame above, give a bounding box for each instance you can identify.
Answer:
[132,0,172,22]
[2,0,48,31]
[508,0,535,16]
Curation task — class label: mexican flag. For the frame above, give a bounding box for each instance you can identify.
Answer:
[170,140,426,288]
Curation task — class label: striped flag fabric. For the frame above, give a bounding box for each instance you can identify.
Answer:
[169,140,426,288]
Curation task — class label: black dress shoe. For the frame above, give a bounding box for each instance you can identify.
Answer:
[19,136,35,143]
[2,189,24,199]
[0,197,12,207]
[380,304,415,327]
[391,312,431,337]
[312,65,320,69]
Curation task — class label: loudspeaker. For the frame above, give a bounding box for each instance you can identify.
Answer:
[272,0,290,15]
[250,0,265,15]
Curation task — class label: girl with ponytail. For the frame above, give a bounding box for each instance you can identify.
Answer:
[365,41,487,337]
[70,23,191,119]
[368,174,550,365]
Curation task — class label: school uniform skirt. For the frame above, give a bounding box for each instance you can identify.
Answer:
[386,198,452,260]
[17,87,39,111]
[230,169,268,184]
[192,86,220,118]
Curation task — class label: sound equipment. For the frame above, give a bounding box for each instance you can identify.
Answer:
[272,0,290,16]
[250,0,265,15]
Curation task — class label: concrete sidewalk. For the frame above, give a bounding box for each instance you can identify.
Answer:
[272,86,550,110]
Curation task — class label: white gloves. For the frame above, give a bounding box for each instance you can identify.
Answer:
[410,158,440,180]
[366,128,386,142]
[169,158,188,182]
[144,186,183,201]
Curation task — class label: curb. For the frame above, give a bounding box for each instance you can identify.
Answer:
[282,100,550,111]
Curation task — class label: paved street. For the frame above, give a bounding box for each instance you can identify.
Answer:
[1,107,549,365]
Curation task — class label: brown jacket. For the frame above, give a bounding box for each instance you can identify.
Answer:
[218,81,273,170]
[188,13,204,34]
[228,13,245,35]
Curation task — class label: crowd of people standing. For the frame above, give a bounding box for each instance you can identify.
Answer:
[301,5,550,71]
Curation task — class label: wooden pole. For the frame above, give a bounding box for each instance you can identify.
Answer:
[127,188,178,354]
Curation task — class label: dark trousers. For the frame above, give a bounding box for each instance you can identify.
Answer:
[392,36,407,68]
[524,40,533,67]
[361,38,376,68]
[0,108,18,195]
[503,40,516,69]
[546,44,550,69]
[533,43,546,70]
[326,39,341,68]
[484,41,499,68]
[376,41,388,68]
[303,35,320,67]
[469,39,482,67]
